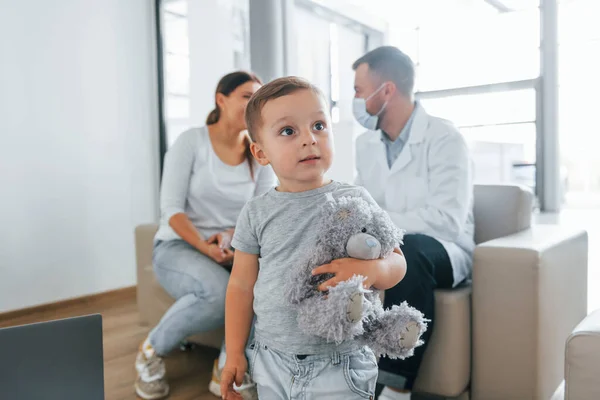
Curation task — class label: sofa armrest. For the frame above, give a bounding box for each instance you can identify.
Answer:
[472,225,588,400]
[565,309,600,400]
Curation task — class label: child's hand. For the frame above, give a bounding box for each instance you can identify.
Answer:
[312,258,380,291]
[220,353,248,400]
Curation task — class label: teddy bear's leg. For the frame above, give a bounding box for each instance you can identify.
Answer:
[328,275,368,324]
[296,275,367,343]
[359,301,428,360]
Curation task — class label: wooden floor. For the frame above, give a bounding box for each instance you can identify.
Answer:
[0,289,220,400]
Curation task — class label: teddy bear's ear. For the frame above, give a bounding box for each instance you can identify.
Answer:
[336,208,352,221]
[369,206,403,252]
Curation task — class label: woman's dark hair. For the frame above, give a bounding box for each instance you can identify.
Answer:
[206,71,262,180]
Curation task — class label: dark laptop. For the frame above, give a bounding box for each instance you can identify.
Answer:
[0,314,104,400]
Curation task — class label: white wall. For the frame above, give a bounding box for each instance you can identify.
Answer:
[0,0,160,313]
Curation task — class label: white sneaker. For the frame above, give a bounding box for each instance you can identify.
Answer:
[134,351,169,399]
[134,338,169,399]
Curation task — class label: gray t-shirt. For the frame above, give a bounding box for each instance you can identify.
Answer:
[231,181,379,354]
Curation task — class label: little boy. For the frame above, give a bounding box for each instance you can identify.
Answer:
[220,77,407,399]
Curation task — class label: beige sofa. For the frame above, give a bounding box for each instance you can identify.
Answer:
[550,308,600,400]
[136,184,588,399]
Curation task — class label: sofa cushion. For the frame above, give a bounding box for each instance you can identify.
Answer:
[473,184,533,244]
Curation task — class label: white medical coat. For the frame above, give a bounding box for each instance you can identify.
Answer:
[355,104,475,285]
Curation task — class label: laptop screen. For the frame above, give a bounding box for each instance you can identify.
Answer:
[0,314,104,400]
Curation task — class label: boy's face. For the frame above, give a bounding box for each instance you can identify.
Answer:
[251,89,334,191]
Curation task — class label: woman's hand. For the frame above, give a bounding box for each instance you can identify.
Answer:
[220,353,248,400]
[206,244,234,266]
[207,229,234,250]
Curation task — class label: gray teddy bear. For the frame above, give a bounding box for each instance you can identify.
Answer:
[284,193,427,359]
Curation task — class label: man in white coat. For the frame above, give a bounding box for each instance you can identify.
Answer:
[352,46,475,400]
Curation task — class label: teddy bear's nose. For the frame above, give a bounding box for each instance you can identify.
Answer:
[346,233,381,260]
[366,238,379,248]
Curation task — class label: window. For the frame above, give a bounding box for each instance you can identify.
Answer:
[294,0,381,183]
[558,0,600,207]
[389,1,541,193]
[313,0,541,190]
[157,0,251,150]
[413,9,539,91]
[160,1,191,146]
[421,89,536,128]
[420,89,537,187]
[232,0,251,70]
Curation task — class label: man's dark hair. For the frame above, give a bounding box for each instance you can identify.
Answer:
[352,46,415,97]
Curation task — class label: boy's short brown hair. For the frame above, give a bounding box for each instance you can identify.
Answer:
[245,76,326,142]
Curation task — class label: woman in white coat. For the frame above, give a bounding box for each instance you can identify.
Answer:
[352,46,475,400]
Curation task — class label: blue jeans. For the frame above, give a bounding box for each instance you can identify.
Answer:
[247,341,378,399]
[149,240,230,356]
